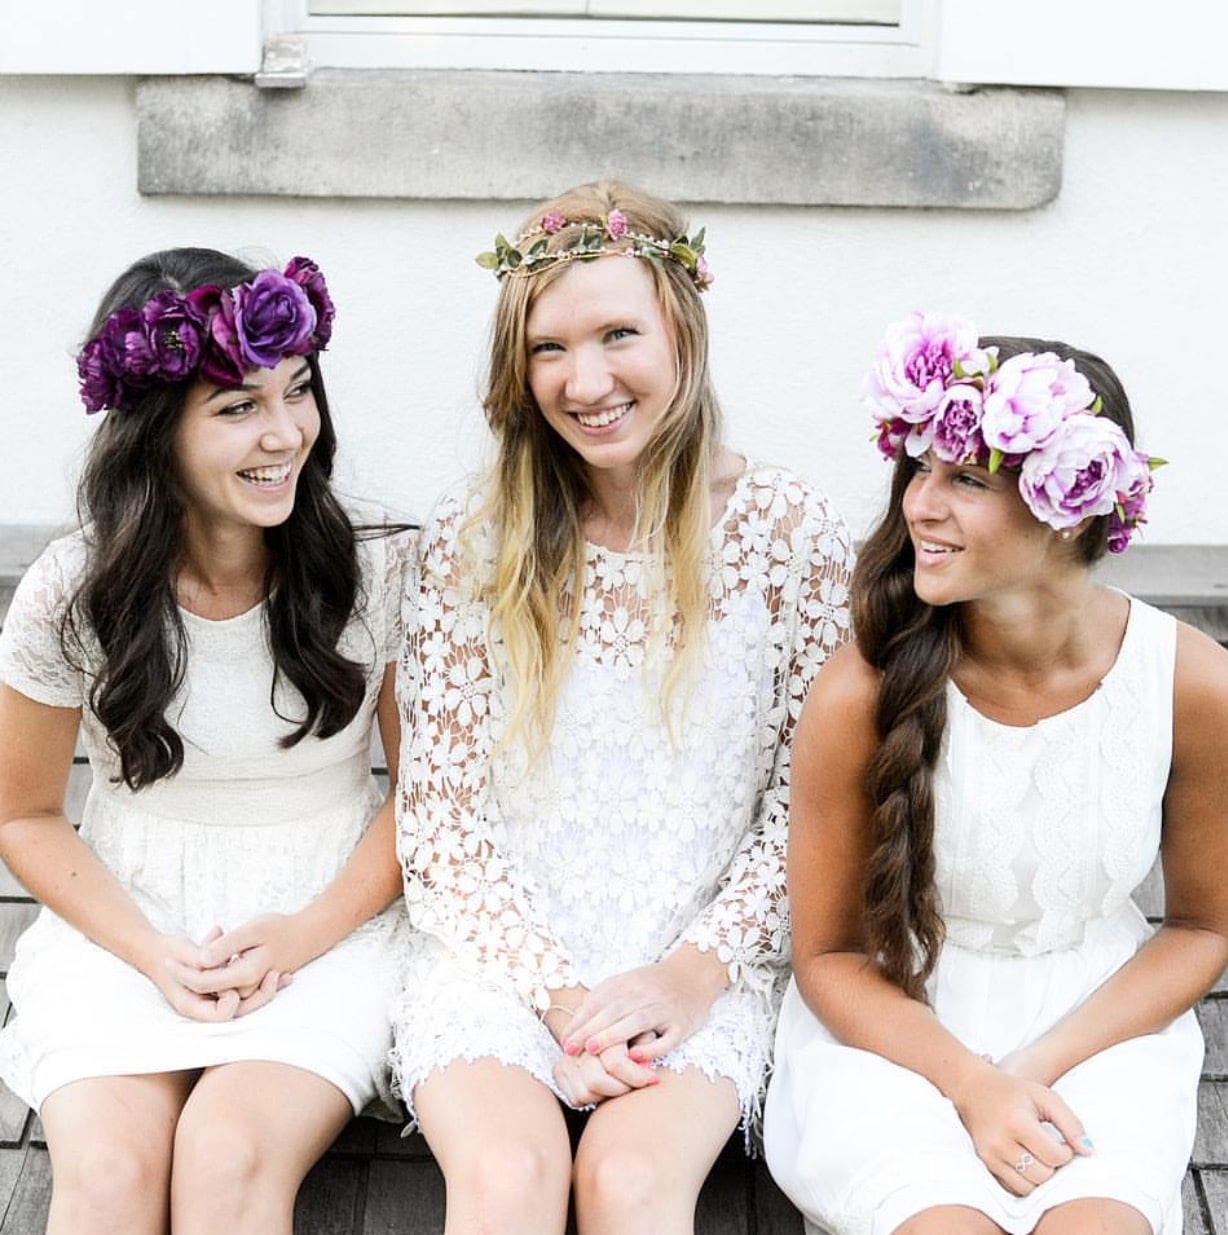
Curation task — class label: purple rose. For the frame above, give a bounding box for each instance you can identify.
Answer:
[232,270,316,369]
[981,352,1095,457]
[141,290,205,381]
[284,256,335,350]
[188,286,247,388]
[77,307,151,412]
[1018,413,1138,531]
[930,384,986,464]
[541,209,567,235]
[865,311,984,426]
[606,209,629,239]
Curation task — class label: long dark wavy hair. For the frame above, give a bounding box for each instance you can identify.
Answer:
[65,247,366,790]
[853,337,1136,1000]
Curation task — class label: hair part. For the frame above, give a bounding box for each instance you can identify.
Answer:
[470,181,723,754]
[66,248,366,790]
[855,333,1137,998]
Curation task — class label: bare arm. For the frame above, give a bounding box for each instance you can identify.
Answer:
[0,683,242,1019]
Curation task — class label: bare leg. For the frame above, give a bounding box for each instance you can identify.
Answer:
[573,1066,739,1235]
[414,1058,572,1235]
[1034,1198,1152,1235]
[170,1061,353,1235]
[41,1070,198,1235]
[893,1208,1004,1234]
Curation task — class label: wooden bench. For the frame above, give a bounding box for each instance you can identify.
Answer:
[0,531,1225,1234]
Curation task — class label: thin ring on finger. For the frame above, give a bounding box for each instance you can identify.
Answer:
[1014,1151,1035,1175]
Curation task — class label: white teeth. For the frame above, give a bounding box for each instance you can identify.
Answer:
[919,540,958,554]
[575,403,630,428]
[238,463,292,485]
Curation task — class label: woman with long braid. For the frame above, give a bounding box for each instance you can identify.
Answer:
[765,313,1228,1235]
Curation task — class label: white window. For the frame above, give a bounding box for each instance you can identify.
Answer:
[266,0,929,76]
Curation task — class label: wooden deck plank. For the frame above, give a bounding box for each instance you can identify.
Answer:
[361,1158,445,1235]
[0,908,38,978]
[373,1123,432,1160]
[0,1148,50,1235]
[0,1149,26,1228]
[294,1156,368,1235]
[1203,1002,1228,1077]
[1195,1083,1228,1167]
[694,1141,752,1235]
[1200,1169,1227,1235]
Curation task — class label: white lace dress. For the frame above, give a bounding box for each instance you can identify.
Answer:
[390,463,853,1132]
[764,597,1204,1235]
[0,521,413,1115]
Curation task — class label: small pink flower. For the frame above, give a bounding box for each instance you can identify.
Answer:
[930,384,985,464]
[606,209,629,239]
[696,255,714,288]
[541,209,567,234]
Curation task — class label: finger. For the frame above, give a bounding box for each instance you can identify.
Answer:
[235,971,281,1018]
[599,1045,658,1089]
[200,924,258,969]
[1035,1092,1092,1158]
[578,1011,667,1058]
[1025,1119,1074,1170]
[627,1029,679,1063]
[166,958,227,995]
[198,924,224,948]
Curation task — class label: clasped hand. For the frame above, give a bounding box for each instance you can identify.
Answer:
[145,914,299,1022]
[952,1051,1093,1196]
[550,952,725,1107]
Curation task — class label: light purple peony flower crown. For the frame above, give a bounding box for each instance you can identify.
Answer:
[476,208,714,292]
[865,311,1163,553]
[77,257,335,414]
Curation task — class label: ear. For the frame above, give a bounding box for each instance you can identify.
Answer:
[1056,517,1094,544]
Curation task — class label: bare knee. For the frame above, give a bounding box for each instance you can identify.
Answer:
[444,1137,570,1231]
[895,1206,1003,1235]
[51,1135,171,1229]
[172,1111,265,1205]
[574,1141,671,1224]
[1034,1199,1151,1235]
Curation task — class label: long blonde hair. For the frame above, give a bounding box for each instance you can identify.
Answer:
[469,180,724,755]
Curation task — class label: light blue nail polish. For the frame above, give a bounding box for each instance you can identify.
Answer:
[1080,1136,1094,1150]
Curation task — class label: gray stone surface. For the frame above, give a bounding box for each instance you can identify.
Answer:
[137,71,1064,209]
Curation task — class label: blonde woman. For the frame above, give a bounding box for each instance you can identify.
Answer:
[390,181,853,1234]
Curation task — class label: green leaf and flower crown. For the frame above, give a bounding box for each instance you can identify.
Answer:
[476,208,713,293]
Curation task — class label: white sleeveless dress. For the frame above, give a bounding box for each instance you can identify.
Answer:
[0,520,413,1115]
[764,596,1203,1235]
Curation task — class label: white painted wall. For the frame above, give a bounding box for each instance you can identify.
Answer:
[2,76,1226,544]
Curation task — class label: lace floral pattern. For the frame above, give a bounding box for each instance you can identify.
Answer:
[393,464,853,1123]
[937,597,1174,956]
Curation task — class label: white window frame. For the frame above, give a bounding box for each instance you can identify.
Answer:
[263,0,933,77]
[0,0,262,74]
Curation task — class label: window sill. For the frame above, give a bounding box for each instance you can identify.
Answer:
[137,69,1064,209]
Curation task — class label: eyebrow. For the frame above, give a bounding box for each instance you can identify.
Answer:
[202,360,311,403]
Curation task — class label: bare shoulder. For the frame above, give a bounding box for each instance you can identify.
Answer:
[1172,620,1228,760]
[797,641,880,751]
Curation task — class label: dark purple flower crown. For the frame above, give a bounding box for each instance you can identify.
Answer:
[77,257,335,414]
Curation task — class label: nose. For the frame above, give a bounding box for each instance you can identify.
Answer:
[903,467,945,524]
[259,399,304,452]
[564,344,614,405]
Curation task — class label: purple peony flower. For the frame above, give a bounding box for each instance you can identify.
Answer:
[981,352,1095,457]
[231,270,315,370]
[1018,413,1138,531]
[930,384,986,464]
[541,209,567,235]
[284,256,335,350]
[865,311,982,426]
[141,290,205,381]
[606,209,629,240]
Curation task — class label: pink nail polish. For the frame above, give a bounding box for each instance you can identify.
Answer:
[586,1038,601,1055]
[563,1039,580,1056]
[629,1051,646,1064]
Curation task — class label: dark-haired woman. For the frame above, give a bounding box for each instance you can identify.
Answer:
[0,249,411,1235]
[764,313,1228,1235]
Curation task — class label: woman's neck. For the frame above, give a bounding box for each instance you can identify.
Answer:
[176,518,271,619]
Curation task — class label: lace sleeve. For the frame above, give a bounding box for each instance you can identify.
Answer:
[679,480,854,989]
[395,495,580,1010]
[381,524,419,666]
[0,533,87,709]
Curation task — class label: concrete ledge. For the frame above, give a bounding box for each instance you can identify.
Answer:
[136,71,1064,208]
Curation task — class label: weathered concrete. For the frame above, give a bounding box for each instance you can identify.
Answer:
[136,70,1064,208]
